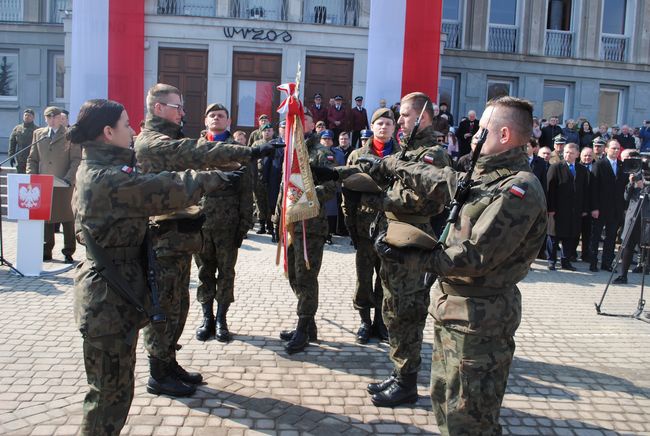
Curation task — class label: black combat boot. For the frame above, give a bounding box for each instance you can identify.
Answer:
[367,371,397,395]
[372,309,389,343]
[215,303,232,342]
[280,318,317,342]
[371,372,418,407]
[284,317,311,354]
[267,220,275,240]
[170,360,203,385]
[561,259,576,271]
[356,308,372,344]
[271,225,279,243]
[147,357,196,397]
[256,220,267,234]
[196,301,215,342]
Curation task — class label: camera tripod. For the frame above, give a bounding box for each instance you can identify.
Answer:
[595,185,649,323]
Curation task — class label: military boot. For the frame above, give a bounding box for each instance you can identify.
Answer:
[285,317,311,354]
[280,318,317,342]
[372,308,389,343]
[196,301,215,342]
[170,360,203,385]
[367,371,397,395]
[371,372,418,407]
[147,357,196,397]
[267,220,275,240]
[256,220,267,234]
[356,308,372,344]
[215,303,232,342]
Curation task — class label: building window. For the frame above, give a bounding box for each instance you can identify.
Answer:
[157,0,216,17]
[598,87,625,127]
[545,0,573,57]
[439,75,457,120]
[0,53,18,101]
[229,0,288,21]
[543,83,570,124]
[487,78,515,102]
[50,0,72,23]
[600,0,629,62]
[303,0,359,26]
[51,53,65,102]
[0,0,23,21]
[442,0,462,49]
[488,0,518,53]
[547,0,572,30]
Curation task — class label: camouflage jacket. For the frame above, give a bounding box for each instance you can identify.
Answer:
[8,122,37,164]
[198,132,254,235]
[386,146,547,336]
[275,134,337,237]
[73,141,228,340]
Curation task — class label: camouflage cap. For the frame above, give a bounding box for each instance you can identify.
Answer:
[371,108,395,124]
[44,106,62,116]
[385,221,437,250]
[23,108,35,115]
[342,173,381,193]
[205,103,228,116]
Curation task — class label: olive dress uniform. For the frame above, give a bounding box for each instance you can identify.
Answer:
[8,119,38,173]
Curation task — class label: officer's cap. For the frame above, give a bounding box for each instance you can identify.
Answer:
[205,103,228,116]
[262,123,273,130]
[315,120,326,127]
[44,106,62,116]
[61,109,69,116]
[354,96,363,102]
[258,114,269,120]
[320,130,333,139]
[371,108,395,124]
[385,221,438,250]
[360,129,372,139]
[593,137,606,146]
[334,95,343,100]
[612,125,620,129]
[314,93,322,99]
[23,108,35,115]
[279,120,286,128]
[342,173,381,193]
[553,134,567,144]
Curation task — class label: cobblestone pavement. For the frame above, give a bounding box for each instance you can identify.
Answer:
[0,219,649,435]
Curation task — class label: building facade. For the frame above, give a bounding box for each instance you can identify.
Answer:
[2,0,650,149]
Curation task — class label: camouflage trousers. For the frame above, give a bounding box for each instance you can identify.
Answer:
[194,227,240,305]
[353,236,382,311]
[379,258,431,377]
[80,334,138,436]
[142,254,191,363]
[430,323,515,436]
[254,183,269,221]
[287,234,325,317]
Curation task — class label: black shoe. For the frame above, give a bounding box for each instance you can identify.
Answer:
[589,263,599,272]
[285,317,311,355]
[215,303,232,342]
[613,275,628,284]
[325,235,333,245]
[367,373,397,395]
[280,318,317,342]
[356,308,372,344]
[147,358,196,397]
[256,220,267,234]
[632,265,647,274]
[371,373,418,407]
[548,263,556,271]
[372,309,389,343]
[196,302,215,342]
[43,253,52,261]
[561,261,576,271]
[63,254,74,264]
[170,361,203,385]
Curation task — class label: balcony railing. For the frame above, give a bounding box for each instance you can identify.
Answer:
[601,34,628,62]
[0,0,23,22]
[545,30,573,57]
[230,0,288,21]
[50,0,72,23]
[157,0,215,17]
[304,0,359,26]
[488,24,518,53]
[442,21,461,49]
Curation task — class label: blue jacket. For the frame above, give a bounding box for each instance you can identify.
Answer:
[640,126,650,152]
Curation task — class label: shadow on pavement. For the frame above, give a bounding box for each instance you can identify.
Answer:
[0,271,67,295]
[500,407,617,434]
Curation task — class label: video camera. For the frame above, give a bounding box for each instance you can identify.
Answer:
[622,152,650,180]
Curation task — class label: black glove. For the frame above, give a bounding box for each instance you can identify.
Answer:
[251,140,286,159]
[357,155,382,174]
[10,158,16,167]
[374,234,406,264]
[217,168,245,189]
[311,165,339,182]
[342,187,362,205]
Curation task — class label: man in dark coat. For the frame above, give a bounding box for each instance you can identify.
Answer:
[589,140,627,272]
[546,143,589,271]
[327,95,348,145]
[540,116,563,149]
[349,96,369,148]
[527,138,548,196]
[578,147,594,261]
[456,110,479,157]
[309,93,328,128]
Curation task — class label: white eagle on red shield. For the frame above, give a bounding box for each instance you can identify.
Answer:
[18,183,41,209]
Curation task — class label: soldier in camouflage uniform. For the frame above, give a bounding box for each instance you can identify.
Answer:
[373,96,547,435]
[342,108,399,345]
[8,108,38,173]
[194,103,254,343]
[135,84,278,397]
[251,124,274,236]
[275,110,337,354]
[71,99,237,436]
[247,113,270,147]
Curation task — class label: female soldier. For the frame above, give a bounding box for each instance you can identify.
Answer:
[71,99,235,435]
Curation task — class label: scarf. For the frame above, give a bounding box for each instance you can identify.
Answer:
[372,137,394,157]
[206,130,230,142]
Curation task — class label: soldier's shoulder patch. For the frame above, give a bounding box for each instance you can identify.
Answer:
[422,153,436,165]
[326,155,335,162]
[121,165,137,175]
[508,184,526,199]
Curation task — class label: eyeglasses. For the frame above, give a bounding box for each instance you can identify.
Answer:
[161,102,184,112]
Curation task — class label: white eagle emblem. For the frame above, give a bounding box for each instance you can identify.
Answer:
[18,183,41,209]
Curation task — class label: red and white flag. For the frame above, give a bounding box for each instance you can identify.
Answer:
[69,0,144,130]
[6,174,54,221]
[365,0,443,108]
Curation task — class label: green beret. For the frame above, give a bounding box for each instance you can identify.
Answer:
[371,108,394,124]
[262,123,273,130]
[205,103,228,116]
[44,106,62,116]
